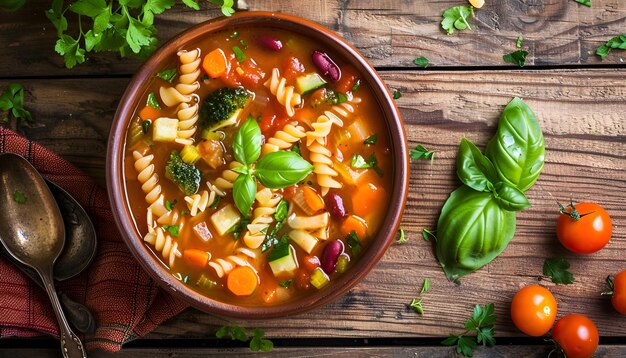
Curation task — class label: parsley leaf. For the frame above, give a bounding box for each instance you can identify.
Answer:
[351,153,383,177]
[393,90,402,99]
[516,34,523,48]
[443,303,496,357]
[54,35,86,69]
[441,6,474,35]
[422,228,436,241]
[543,258,575,284]
[346,231,362,256]
[156,68,177,82]
[595,34,626,60]
[147,92,161,110]
[503,50,529,67]
[249,328,273,352]
[409,298,424,315]
[410,145,435,160]
[573,0,591,6]
[0,83,32,125]
[420,278,430,294]
[163,225,180,238]
[216,325,273,352]
[396,229,407,244]
[413,56,429,68]
[13,190,27,204]
[279,280,292,288]
[364,134,378,145]
[351,79,361,92]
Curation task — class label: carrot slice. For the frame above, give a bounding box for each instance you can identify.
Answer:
[302,186,325,212]
[302,255,321,273]
[352,181,387,218]
[340,215,368,239]
[227,266,259,296]
[182,249,210,269]
[203,48,228,78]
[139,105,161,121]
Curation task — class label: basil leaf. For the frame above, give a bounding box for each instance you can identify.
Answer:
[255,151,314,189]
[232,173,256,217]
[435,185,516,282]
[493,182,531,212]
[456,138,498,192]
[485,97,545,192]
[233,117,261,165]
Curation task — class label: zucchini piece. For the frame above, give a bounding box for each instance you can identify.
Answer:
[296,73,327,95]
[211,204,241,236]
[269,244,298,277]
[288,229,318,254]
[152,117,179,142]
[310,267,330,289]
[201,129,226,141]
[180,144,202,164]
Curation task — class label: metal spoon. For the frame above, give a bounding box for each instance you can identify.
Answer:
[0,179,98,333]
[0,153,87,358]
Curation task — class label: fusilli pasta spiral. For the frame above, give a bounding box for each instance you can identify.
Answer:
[144,227,181,268]
[133,150,162,204]
[175,101,199,146]
[261,123,306,156]
[243,188,282,249]
[264,68,301,117]
[214,161,242,192]
[307,141,341,196]
[208,253,254,278]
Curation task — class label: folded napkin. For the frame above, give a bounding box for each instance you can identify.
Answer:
[0,127,188,351]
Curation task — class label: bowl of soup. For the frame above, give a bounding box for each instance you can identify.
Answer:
[107,11,408,318]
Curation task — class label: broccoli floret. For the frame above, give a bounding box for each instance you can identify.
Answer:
[165,150,201,195]
[199,87,251,131]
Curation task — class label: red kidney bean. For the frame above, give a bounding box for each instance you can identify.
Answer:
[326,193,346,219]
[312,51,341,82]
[321,240,344,274]
[257,35,283,51]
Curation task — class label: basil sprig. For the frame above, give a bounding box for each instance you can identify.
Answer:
[435,97,544,282]
[231,117,314,217]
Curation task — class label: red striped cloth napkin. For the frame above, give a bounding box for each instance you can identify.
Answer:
[0,127,188,351]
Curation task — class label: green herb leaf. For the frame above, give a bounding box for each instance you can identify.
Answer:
[335,92,347,104]
[215,326,229,338]
[0,0,26,11]
[233,173,256,217]
[456,138,499,193]
[249,328,273,352]
[13,190,26,204]
[210,195,222,209]
[142,120,151,134]
[0,83,32,125]
[420,278,430,294]
[351,79,361,92]
[410,145,434,160]
[232,45,246,62]
[208,0,235,17]
[477,326,496,347]
[409,298,424,315]
[396,229,407,244]
[45,0,68,37]
[255,151,314,189]
[279,280,292,288]
[165,199,176,211]
[156,68,177,82]
[364,134,378,145]
[543,258,575,285]
[595,34,626,60]
[351,154,371,169]
[393,90,402,99]
[492,182,531,211]
[573,0,591,7]
[346,231,362,256]
[233,117,262,166]
[442,334,460,346]
[413,56,429,68]
[273,200,289,222]
[443,303,496,357]
[456,335,478,357]
[441,5,474,35]
[261,221,283,253]
[147,92,161,110]
[164,225,179,237]
[181,0,200,10]
[516,34,523,48]
[422,228,436,241]
[54,34,86,69]
[291,143,301,155]
[503,50,529,67]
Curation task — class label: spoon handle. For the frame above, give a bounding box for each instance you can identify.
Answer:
[39,268,87,358]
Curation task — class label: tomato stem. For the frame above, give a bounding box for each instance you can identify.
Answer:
[557,199,595,221]
[601,275,614,296]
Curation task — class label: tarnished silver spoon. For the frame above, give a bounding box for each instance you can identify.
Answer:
[0,153,87,358]
[0,179,98,333]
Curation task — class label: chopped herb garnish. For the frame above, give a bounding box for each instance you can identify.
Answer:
[261,201,289,253]
[351,153,383,177]
[422,228,436,241]
[230,31,239,39]
[0,83,32,125]
[421,278,431,294]
[572,0,591,6]
[335,92,347,104]
[232,46,246,62]
[364,134,378,145]
[239,39,248,49]
[397,229,407,244]
[346,230,362,256]
[442,303,496,357]
[595,34,626,60]
[279,280,292,288]
[156,68,177,83]
[543,258,575,285]
[516,34,523,48]
[410,298,424,315]
[273,200,289,222]
[291,143,301,155]
[351,79,361,92]
[165,199,177,211]
[413,56,429,68]
[226,217,249,239]
[180,210,189,216]
[147,92,161,110]
[142,120,151,134]
[503,50,529,67]
[210,195,222,209]
[13,190,27,204]
[393,90,402,100]
[410,145,435,161]
[163,225,179,238]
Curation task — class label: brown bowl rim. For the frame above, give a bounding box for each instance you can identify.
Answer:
[106,11,409,319]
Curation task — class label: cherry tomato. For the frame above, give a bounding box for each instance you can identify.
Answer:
[556,202,612,254]
[608,270,626,314]
[552,314,599,358]
[510,285,557,336]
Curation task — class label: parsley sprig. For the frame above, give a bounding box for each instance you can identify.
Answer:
[543,257,575,285]
[46,0,236,69]
[442,303,496,357]
[0,83,32,125]
[216,324,274,352]
[596,34,626,60]
[410,145,435,161]
[441,5,474,35]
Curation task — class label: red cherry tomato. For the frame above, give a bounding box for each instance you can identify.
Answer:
[609,270,626,314]
[556,202,612,254]
[552,314,599,358]
[510,285,557,336]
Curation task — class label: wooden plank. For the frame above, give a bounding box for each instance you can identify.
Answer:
[2,345,626,358]
[0,0,625,76]
[1,69,625,339]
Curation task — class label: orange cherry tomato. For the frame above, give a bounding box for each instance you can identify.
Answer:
[556,202,612,254]
[552,314,599,358]
[609,270,626,314]
[510,285,557,336]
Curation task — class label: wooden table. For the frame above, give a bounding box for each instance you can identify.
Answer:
[1,0,625,356]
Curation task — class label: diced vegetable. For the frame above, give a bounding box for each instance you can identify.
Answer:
[199,87,251,131]
[227,266,259,296]
[288,230,318,254]
[302,186,325,213]
[202,48,228,78]
[287,212,330,230]
[152,117,178,142]
[193,222,212,242]
[201,129,225,141]
[296,73,327,95]
[302,255,321,273]
[195,274,218,290]
[180,144,202,164]
[268,243,298,277]
[197,139,225,169]
[352,182,386,218]
[336,254,350,273]
[183,249,210,268]
[165,150,201,195]
[312,51,341,82]
[347,119,372,143]
[321,240,345,274]
[340,215,368,239]
[335,67,358,94]
[139,105,161,121]
[309,267,330,289]
[211,204,241,236]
